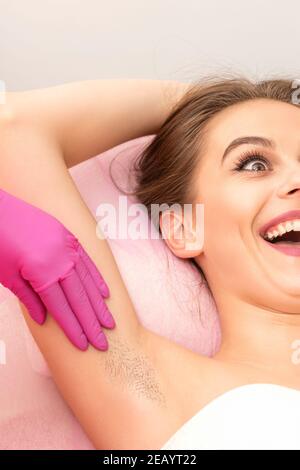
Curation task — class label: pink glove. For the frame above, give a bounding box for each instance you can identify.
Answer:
[0,188,115,351]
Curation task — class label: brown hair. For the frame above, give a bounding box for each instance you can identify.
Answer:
[127,74,298,281]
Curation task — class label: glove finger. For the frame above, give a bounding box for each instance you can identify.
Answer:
[59,268,108,351]
[78,244,110,298]
[75,257,115,329]
[14,274,47,325]
[37,281,88,351]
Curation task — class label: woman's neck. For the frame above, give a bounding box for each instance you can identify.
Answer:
[213,291,300,388]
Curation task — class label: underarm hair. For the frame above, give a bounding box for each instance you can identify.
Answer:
[102,334,167,407]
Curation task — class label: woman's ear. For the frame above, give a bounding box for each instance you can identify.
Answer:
[159,209,203,259]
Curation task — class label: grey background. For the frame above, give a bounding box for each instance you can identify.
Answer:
[1,0,299,91]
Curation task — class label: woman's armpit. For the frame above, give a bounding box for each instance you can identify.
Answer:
[102,333,167,407]
[22,304,176,449]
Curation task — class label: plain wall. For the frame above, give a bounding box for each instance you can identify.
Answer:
[1,0,300,90]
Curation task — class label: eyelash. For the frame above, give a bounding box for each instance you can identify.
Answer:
[233,150,272,172]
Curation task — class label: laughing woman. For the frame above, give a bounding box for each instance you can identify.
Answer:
[2,76,300,450]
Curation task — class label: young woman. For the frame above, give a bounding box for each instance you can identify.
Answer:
[1,76,300,450]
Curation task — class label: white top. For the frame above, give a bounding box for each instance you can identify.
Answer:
[161,384,300,450]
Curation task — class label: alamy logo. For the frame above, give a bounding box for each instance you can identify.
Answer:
[291,79,300,105]
[291,339,300,365]
[95,196,204,251]
[0,80,6,105]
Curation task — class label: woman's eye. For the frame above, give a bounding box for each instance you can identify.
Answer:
[243,159,268,171]
[235,156,270,172]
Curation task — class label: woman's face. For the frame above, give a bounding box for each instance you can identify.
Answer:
[193,98,300,313]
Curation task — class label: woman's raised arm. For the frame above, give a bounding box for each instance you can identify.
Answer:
[9,79,191,168]
[0,87,199,449]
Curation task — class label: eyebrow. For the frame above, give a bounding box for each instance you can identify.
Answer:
[221,136,276,163]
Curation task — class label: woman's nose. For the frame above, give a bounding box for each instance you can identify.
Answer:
[276,168,300,198]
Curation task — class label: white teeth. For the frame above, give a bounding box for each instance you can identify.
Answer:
[285,221,294,232]
[294,220,300,230]
[277,224,286,236]
[264,219,300,240]
[272,230,279,238]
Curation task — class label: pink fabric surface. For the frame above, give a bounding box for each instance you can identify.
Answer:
[0,135,221,449]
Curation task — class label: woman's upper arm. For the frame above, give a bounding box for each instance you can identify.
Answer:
[0,111,185,448]
[20,217,181,449]
[21,308,180,449]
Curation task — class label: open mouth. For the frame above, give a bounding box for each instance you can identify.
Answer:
[262,230,300,245]
[259,222,300,256]
[258,212,300,256]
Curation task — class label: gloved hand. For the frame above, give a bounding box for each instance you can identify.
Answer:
[0,188,115,351]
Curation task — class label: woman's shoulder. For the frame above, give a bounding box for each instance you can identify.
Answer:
[145,327,300,449]
[143,328,300,432]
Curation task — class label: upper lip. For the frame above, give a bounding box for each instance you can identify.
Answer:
[259,209,300,238]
